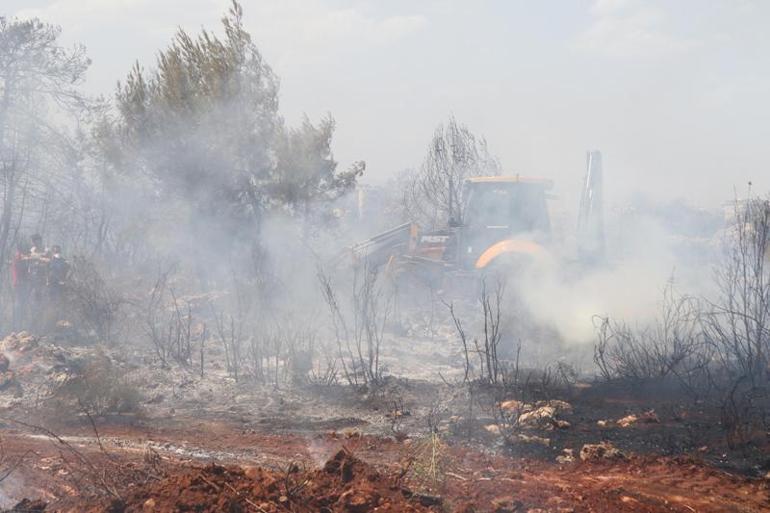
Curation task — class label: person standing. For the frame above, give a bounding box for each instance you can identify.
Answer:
[47,244,69,302]
[27,234,50,328]
[10,240,32,330]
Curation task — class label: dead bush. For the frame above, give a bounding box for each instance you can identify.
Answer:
[307,354,339,387]
[592,197,770,448]
[144,266,199,367]
[318,263,392,388]
[593,283,708,386]
[209,276,319,387]
[445,278,513,387]
[239,318,317,387]
[66,256,126,344]
[50,352,143,418]
[444,280,547,445]
[702,197,770,447]
[213,309,244,381]
[285,326,316,385]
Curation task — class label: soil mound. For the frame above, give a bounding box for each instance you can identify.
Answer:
[71,449,436,513]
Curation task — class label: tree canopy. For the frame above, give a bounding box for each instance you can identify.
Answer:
[109,1,360,228]
[98,1,361,281]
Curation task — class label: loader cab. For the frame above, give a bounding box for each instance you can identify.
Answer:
[458,177,552,268]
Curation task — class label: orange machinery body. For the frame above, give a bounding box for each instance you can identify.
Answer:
[406,175,553,272]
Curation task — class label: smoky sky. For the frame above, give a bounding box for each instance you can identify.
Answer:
[8,0,770,207]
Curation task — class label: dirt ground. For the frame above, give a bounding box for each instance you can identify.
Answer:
[2,418,768,513]
[1,319,769,512]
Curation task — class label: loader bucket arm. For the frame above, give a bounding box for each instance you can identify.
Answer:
[333,222,418,270]
[577,150,605,262]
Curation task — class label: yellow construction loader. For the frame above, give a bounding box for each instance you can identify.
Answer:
[343,151,605,291]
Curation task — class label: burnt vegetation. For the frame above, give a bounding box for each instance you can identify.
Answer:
[594,198,770,449]
[0,2,769,512]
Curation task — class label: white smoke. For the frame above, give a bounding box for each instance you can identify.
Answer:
[515,210,718,344]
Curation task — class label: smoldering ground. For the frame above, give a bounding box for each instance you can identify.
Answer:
[2,3,770,512]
